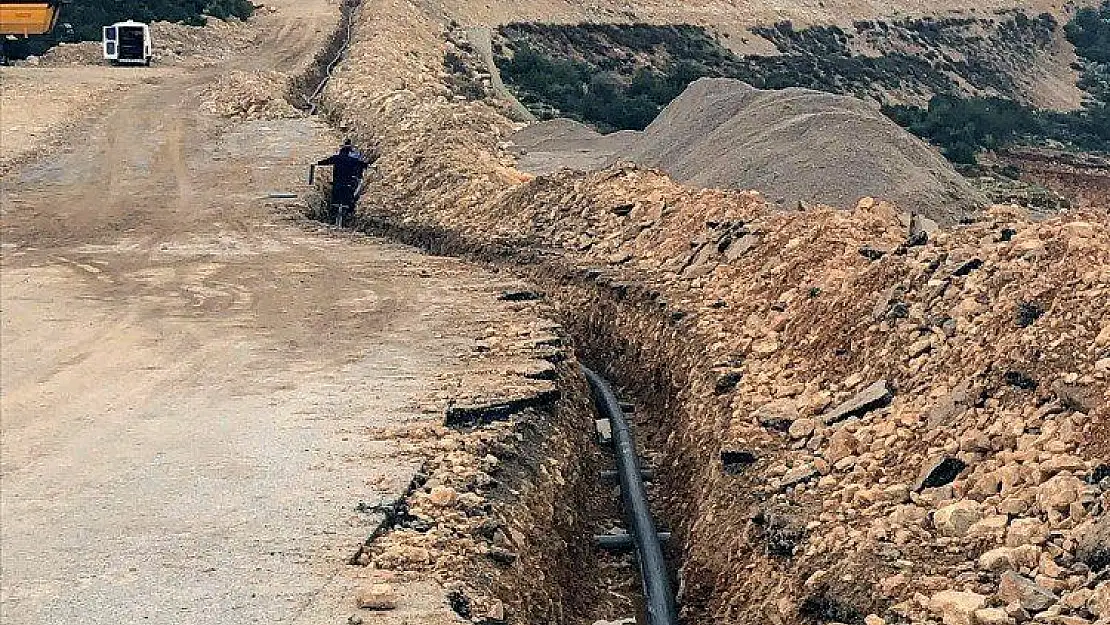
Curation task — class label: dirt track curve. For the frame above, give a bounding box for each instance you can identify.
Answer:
[0,2,504,622]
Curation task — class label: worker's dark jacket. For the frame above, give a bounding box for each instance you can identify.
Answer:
[317,152,371,187]
[317,151,373,206]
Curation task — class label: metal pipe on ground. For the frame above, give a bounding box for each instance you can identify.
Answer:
[582,366,678,625]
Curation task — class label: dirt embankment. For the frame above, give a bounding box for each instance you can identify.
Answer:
[320,0,1110,623]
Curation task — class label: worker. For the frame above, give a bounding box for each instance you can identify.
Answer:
[315,139,376,220]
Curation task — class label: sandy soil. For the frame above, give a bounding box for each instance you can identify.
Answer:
[0,67,177,175]
[0,1,549,622]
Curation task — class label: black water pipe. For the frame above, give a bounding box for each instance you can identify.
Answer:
[582,366,678,625]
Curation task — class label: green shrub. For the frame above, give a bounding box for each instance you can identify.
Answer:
[1065,2,1110,63]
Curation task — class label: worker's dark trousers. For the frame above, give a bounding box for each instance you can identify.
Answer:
[330,183,358,220]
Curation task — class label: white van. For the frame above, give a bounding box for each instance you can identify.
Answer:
[102,20,151,65]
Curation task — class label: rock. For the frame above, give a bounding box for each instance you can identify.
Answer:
[1095,324,1110,348]
[928,380,973,426]
[1088,463,1110,485]
[725,234,759,260]
[1041,455,1086,475]
[880,574,908,596]
[779,463,819,490]
[864,615,886,625]
[788,417,817,439]
[1006,518,1047,547]
[485,599,506,622]
[859,246,886,261]
[952,258,984,277]
[914,455,968,491]
[498,289,542,301]
[487,547,517,565]
[973,608,1012,625]
[929,590,987,625]
[1089,582,1108,617]
[1036,474,1085,512]
[910,213,940,240]
[825,428,859,463]
[998,572,1058,613]
[1074,517,1109,572]
[753,399,798,429]
[979,547,1017,572]
[822,380,893,425]
[356,584,398,610]
[428,486,459,507]
[968,515,1009,537]
[934,499,981,537]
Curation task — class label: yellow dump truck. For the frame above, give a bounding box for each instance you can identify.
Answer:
[0,0,64,37]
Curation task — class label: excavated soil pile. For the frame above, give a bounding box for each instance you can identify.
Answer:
[318,1,1110,623]
[513,78,985,224]
[199,70,302,120]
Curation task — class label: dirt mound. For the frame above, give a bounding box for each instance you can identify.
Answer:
[151,18,256,63]
[513,78,985,224]
[33,42,101,66]
[510,119,638,176]
[199,70,302,120]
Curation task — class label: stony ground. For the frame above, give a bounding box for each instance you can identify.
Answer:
[315,0,1110,623]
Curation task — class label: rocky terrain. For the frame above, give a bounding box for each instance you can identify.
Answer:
[307,0,1110,623]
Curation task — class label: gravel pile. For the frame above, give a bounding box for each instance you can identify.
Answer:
[512,78,986,225]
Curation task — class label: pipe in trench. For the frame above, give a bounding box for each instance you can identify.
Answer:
[582,366,678,625]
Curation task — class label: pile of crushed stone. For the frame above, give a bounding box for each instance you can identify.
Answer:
[199,70,301,120]
[513,78,986,225]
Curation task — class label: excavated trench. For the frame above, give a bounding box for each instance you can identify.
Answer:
[288,11,736,625]
[316,206,750,623]
[296,190,686,623]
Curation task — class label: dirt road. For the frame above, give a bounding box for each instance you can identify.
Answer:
[0,3,525,622]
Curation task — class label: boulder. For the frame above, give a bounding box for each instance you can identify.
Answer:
[934,500,981,537]
[972,608,1012,625]
[356,584,398,610]
[1005,518,1047,547]
[978,547,1016,572]
[1074,517,1109,572]
[1035,474,1086,512]
[929,590,987,625]
[753,399,798,430]
[788,417,817,439]
[1089,582,1108,617]
[997,572,1057,613]
[825,429,860,463]
[822,380,893,425]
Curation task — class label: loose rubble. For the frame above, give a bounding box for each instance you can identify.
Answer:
[199,70,301,120]
[316,0,1110,623]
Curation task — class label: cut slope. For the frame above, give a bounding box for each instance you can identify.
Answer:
[513,78,986,224]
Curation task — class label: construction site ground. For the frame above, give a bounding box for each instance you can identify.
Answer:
[0,1,545,622]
